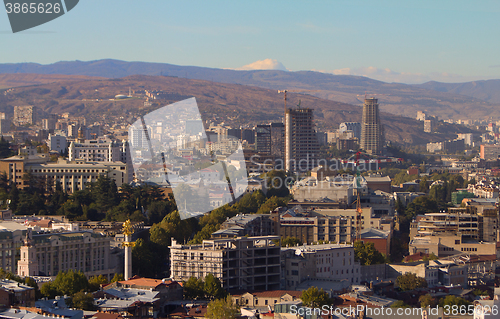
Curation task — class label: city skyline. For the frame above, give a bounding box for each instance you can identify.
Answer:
[1,1,500,84]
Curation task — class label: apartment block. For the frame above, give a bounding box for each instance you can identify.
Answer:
[170,236,281,292]
[281,243,360,290]
[480,144,500,160]
[285,108,319,172]
[13,105,36,126]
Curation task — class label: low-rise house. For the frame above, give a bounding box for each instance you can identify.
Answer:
[0,279,35,307]
[103,276,183,316]
[232,290,302,307]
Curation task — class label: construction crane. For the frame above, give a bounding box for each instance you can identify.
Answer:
[356,92,390,102]
[278,89,321,114]
[353,151,363,241]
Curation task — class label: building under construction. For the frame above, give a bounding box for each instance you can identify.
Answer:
[285,108,319,172]
[360,98,384,155]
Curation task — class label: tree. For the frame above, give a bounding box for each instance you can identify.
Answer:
[439,295,471,307]
[69,291,95,310]
[184,277,205,300]
[53,270,89,296]
[206,295,239,319]
[300,287,331,308]
[354,241,386,266]
[110,273,124,283]
[204,273,226,300]
[281,236,302,247]
[88,275,108,292]
[132,238,155,278]
[391,300,411,308]
[419,294,437,308]
[264,170,290,198]
[396,273,427,291]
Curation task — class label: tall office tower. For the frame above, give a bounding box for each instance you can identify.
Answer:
[360,98,384,155]
[285,108,319,172]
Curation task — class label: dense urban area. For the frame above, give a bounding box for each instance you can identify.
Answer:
[0,74,499,319]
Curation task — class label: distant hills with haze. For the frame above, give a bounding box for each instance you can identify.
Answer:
[0,59,499,121]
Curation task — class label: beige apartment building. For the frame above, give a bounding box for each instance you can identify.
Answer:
[170,236,281,292]
[409,234,496,258]
[281,243,360,290]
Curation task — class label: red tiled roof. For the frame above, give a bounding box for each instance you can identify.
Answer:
[117,276,176,288]
[29,220,52,228]
[92,312,123,319]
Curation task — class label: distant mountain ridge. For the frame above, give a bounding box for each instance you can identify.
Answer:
[0,74,476,145]
[0,59,499,120]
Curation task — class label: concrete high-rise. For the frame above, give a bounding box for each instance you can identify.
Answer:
[360,98,384,155]
[285,108,319,172]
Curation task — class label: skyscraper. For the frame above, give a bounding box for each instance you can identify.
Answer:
[360,98,384,155]
[285,108,319,172]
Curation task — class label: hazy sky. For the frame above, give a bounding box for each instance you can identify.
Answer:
[1,0,500,84]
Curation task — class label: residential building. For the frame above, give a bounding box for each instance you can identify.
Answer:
[360,98,384,155]
[339,122,361,140]
[424,119,436,133]
[0,119,10,134]
[232,290,302,307]
[255,124,271,154]
[359,228,391,256]
[285,108,319,172]
[0,279,35,307]
[280,215,356,244]
[387,260,468,288]
[409,234,496,257]
[100,277,183,317]
[170,236,281,292]
[13,105,36,126]
[281,243,360,290]
[48,134,67,154]
[68,139,132,181]
[480,144,500,160]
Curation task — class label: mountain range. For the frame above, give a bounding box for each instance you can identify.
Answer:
[0,74,475,146]
[0,59,499,120]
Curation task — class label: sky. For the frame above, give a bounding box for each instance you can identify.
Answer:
[1,0,500,84]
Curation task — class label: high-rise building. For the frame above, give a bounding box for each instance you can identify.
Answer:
[255,123,285,160]
[170,236,281,292]
[360,98,384,155]
[339,122,361,140]
[270,123,285,159]
[255,124,271,154]
[13,105,36,126]
[285,108,319,172]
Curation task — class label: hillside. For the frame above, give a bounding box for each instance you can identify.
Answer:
[417,79,500,104]
[0,60,498,120]
[0,74,475,145]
